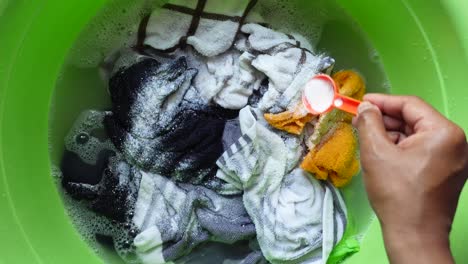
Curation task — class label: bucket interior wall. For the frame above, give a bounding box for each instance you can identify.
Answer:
[1,0,468,263]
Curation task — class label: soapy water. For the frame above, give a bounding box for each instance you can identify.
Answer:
[49,0,391,263]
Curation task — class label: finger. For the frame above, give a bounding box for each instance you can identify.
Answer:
[355,102,393,154]
[386,131,407,144]
[382,115,403,131]
[354,114,411,135]
[386,131,400,144]
[363,94,446,133]
[353,109,413,136]
[382,115,414,135]
[352,116,358,127]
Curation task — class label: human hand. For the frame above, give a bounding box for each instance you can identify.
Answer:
[353,94,468,264]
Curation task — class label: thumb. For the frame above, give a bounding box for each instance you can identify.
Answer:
[355,102,393,154]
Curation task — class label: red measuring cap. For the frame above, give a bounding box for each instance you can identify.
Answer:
[302,74,361,116]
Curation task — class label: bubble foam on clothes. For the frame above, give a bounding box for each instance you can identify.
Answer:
[55,112,143,261]
[56,2,336,262]
[67,0,338,69]
[52,167,136,259]
[50,0,392,263]
[255,0,332,50]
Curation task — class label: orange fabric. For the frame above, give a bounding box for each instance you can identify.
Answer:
[333,70,366,122]
[264,105,315,135]
[301,70,365,187]
[301,123,359,188]
[264,70,365,135]
[264,70,365,187]
[333,70,365,100]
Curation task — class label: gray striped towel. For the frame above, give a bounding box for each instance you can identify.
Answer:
[216,106,347,264]
[131,170,258,264]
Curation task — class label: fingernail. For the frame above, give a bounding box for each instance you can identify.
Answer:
[358,101,374,114]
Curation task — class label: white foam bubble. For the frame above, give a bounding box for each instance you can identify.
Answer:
[253,0,332,50]
[368,49,380,62]
[64,110,116,165]
[67,0,153,68]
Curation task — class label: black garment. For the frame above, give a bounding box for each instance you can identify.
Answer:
[60,110,138,223]
[60,110,261,263]
[62,155,140,223]
[104,57,238,187]
[61,149,115,186]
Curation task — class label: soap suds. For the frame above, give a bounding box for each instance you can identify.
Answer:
[49,0,390,263]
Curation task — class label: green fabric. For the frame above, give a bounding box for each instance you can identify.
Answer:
[327,211,361,264]
[327,236,360,264]
[305,106,362,264]
[306,109,344,149]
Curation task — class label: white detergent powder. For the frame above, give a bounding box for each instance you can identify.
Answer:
[304,78,335,113]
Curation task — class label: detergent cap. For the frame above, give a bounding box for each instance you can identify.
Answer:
[302,74,361,115]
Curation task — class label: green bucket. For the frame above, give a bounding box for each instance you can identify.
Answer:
[1,0,468,263]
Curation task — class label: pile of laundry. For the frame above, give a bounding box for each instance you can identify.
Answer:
[60,1,365,263]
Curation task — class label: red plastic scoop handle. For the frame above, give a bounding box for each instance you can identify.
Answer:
[334,94,361,116]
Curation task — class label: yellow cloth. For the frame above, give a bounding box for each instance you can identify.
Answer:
[263,70,365,187]
[301,123,360,188]
[302,70,366,187]
[332,70,366,123]
[333,70,365,100]
[306,70,366,149]
[264,104,315,135]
